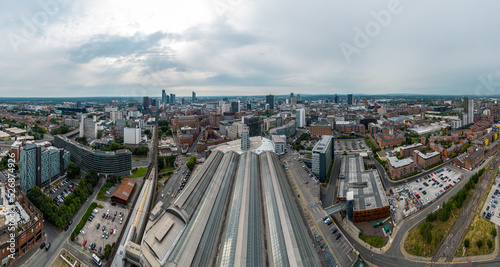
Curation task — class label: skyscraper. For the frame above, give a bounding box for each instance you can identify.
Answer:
[463,97,474,125]
[290,92,294,101]
[162,90,167,104]
[266,94,275,110]
[296,108,305,128]
[192,91,196,103]
[231,101,240,113]
[347,94,355,105]
[143,96,150,108]
[334,94,338,104]
[170,93,176,104]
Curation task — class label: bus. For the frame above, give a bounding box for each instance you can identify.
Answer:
[92,253,102,266]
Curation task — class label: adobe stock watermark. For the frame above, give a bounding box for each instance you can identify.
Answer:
[474,73,500,96]
[5,153,18,260]
[7,0,71,53]
[214,0,243,16]
[339,0,404,64]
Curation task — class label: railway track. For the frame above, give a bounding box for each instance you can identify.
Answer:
[432,159,499,261]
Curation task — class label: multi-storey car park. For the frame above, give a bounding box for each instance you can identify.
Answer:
[53,135,132,176]
[337,155,390,222]
[133,150,320,267]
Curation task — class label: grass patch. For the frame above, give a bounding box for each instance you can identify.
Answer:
[96,204,104,209]
[71,202,97,241]
[359,233,386,248]
[97,182,114,201]
[404,164,489,257]
[160,166,175,173]
[458,166,498,257]
[54,258,71,267]
[128,167,148,178]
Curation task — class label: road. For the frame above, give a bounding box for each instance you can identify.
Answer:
[331,156,499,267]
[285,152,357,267]
[433,159,499,261]
[322,154,341,207]
[15,178,105,267]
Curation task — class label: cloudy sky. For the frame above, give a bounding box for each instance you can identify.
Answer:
[1,0,500,97]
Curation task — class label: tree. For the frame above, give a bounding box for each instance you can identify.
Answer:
[477,239,483,249]
[492,228,497,237]
[67,162,81,179]
[158,156,165,170]
[133,146,149,156]
[50,118,59,124]
[97,130,104,139]
[306,147,313,151]
[186,156,196,170]
[464,238,470,248]
[487,239,493,249]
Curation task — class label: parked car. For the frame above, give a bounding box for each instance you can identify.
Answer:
[46,243,51,251]
[40,243,46,249]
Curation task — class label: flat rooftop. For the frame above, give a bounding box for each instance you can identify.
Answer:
[312,135,332,154]
[387,156,414,168]
[210,136,275,154]
[338,155,389,211]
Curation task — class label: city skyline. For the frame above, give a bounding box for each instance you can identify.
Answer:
[1,1,500,97]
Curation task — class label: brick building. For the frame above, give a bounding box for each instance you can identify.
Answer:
[0,190,44,265]
[413,150,441,169]
[310,121,332,138]
[171,115,200,131]
[399,143,423,158]
[387,156,416,179]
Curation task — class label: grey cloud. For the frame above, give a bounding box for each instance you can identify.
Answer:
[68,31,172,63]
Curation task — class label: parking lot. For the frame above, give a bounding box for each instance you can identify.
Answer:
[74,200,129,256]
[47,177,82,207]
[335,139,369,152]
[396,167,464,208]
[481,168,500,224]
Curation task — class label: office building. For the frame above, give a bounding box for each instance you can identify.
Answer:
[143,96,150,109]
[266,94,275,110]
[311,135,334,182]
[334,94,339,104]
[110,111,124,122]
[310,120,332,138]
[64,119,79,128]
[54,135,132,176]
[347,94,355,105]
[20,143,70,194]
[296,108,305,128]
[80,116,97,139]
[134,151,320,267]
[162,90,167,104]
[242,116,261,137]
[170,93,176,104]
[270,120,296,137]
[231,101,240,113]
[290,92,294,101]
[192,91,196,103]
[272,135,286,155]
[241,126,250,150]
[124,127,141,145]
[291,97,297,106]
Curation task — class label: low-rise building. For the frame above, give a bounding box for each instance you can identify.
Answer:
[399,143,423,158]
[0,190,44,265]
[310,120,332,138]
[413,150,441,169]
[387,156,416,179]
[453,147,485,170]
[272,135,286,155]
